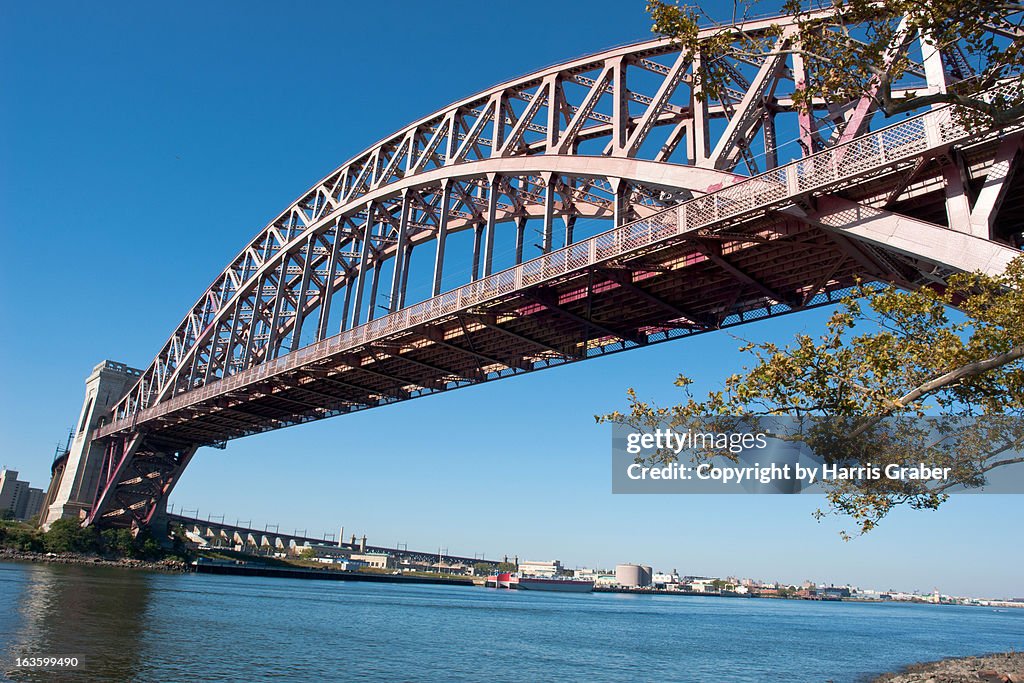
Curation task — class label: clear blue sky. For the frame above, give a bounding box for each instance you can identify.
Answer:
[1,1,1021,598]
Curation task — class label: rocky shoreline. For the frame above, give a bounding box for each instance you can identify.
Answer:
[0,548,188,572]
[872,653,1024,683]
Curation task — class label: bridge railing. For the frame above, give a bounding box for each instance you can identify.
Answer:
[98,92,1011,438]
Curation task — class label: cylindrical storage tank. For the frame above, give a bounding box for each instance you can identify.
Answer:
[642,566,653,586]
[616,564,651,588]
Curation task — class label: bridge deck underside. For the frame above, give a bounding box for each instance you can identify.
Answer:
[138,214,929,449]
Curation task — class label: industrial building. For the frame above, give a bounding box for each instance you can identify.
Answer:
[295,542,393,569]
[615,564,653,588]
[518,560,563,577]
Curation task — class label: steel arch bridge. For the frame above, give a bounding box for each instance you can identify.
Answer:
[42,10,1024,530]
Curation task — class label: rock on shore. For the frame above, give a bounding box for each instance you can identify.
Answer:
[873,653,1024,683]
[0,548,187,572]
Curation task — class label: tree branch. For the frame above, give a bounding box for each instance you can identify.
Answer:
[896,345,1024,407]
[849,344,1024,439]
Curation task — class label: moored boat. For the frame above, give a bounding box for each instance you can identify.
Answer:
[514,576,595,593]
[485,573,594,593]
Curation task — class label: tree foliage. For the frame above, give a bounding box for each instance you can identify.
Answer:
[602,256,1024,535]
[0,519,44,552]
[100,528,137,557]
[647,0,1024,125]
[43,518,100,554]
[0,518,170,558]
[98,527,163,560]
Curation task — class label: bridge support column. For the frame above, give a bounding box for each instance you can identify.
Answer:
[969,133,1023,239]
[612,179,628,227]
[321,224,344,338]
[942,155,973,233]
[542,172,555,253]
[432,181,452,296]
[367,258,382,321]
[483,174,499,276]
[563,215,575,246]
[289,234,315,352]
[339,278,353,333]
[791,52,817,155]
[688,53,710,165]
[471,223,483,281]
[41,361,141,530]
[349,201,373,328]
[389,190,412,312]
[513,216,525,264]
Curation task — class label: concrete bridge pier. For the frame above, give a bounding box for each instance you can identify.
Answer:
[40,360,140,530]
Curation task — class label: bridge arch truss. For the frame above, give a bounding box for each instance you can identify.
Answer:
[81,10,1024,527]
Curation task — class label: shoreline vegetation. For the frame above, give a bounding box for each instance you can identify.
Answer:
[872,652,1024,682]
[1,547,187,572]
[0,517,191,566]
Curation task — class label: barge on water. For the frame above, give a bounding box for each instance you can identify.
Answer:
[485,572,594,593]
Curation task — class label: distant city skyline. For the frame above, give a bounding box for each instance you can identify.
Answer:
[2,0,1022,597]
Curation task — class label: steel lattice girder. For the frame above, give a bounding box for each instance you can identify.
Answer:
[86,8,1024,527]
[110,8,915,422]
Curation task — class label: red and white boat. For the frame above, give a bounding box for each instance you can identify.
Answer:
[486,572,594,593]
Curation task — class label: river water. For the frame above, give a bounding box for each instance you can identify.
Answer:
[1,562,1021,682]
